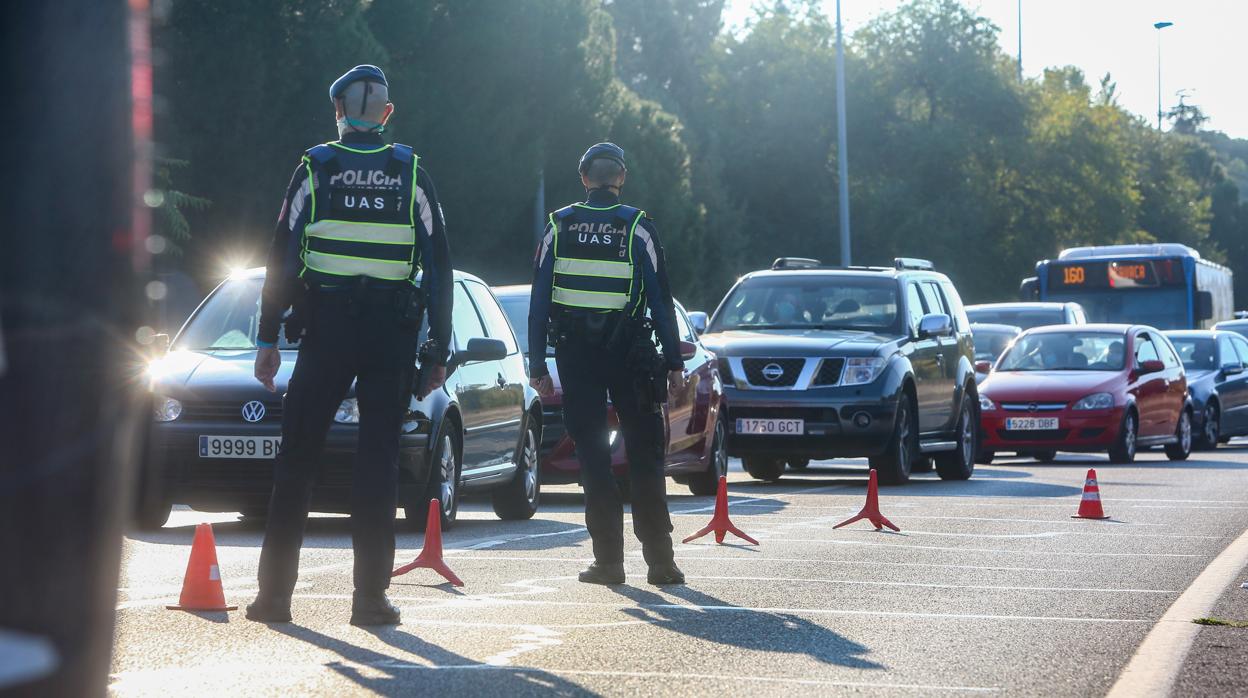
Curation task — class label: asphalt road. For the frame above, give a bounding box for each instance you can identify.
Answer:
[109,446,1248,696]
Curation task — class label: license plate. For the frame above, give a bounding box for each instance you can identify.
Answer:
[1004,417,1059,431]
[199,435,281,459]
[736,418,804,435]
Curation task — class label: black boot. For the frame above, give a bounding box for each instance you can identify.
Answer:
[245,595,292,623]
[647,561,685,585]
[350,592,401,626]
[577,561,626,585]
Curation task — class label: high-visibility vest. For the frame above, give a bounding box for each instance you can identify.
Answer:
[550,203,644,311]
[300,141,420,285]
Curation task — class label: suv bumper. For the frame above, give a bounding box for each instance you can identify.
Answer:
[723,385,898,459]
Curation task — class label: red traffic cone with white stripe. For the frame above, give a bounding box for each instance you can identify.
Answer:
[392,499,464,586]
[833,469,900,531]
[683,476,759,545]
[167,523,237,612]
[1072,468,1111,520]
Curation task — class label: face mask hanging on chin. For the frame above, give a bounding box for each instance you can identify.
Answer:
[337,117,385,139]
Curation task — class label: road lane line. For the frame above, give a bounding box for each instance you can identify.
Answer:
[758,538,1202,557]
[1106,525,1248,698]
[449,554,1086,573]
[681,576,1179,594]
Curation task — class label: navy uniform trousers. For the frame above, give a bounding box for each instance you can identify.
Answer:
[555,333,675,566]
[257,288,418,597]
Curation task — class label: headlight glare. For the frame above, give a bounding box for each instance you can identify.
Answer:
[334,398,360,424]
[842,357,885,386]
[153,396,182,422]
[979,395,996,411]
[1073,392,1114,410]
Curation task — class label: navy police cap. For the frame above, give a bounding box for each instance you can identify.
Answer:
[329,64,388,102]
[578,142,626,174]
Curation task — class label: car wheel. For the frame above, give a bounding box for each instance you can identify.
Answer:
[1033,450,1057,463]
[743,457,785,482]
[935,395,976,480]
[134,495,172,531]
[689,417,728,496]
[1109,410,1138,464]
[492,417,541,520]
[1195,403,1220,451]
[1165,409,1193,461]
[871,393,916,485]
[787,458,810,470]
[405,423,461,532]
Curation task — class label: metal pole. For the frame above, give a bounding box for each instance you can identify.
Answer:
[1017,0,1023,81]
[1153,22,1173,130]
[834,0,851,266]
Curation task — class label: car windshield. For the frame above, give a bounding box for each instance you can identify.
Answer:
[971,328,1018,361]
[174,277,299,351]
[497,295,532,355]
[1168,337,1216,371]
[709,276,900,333]
[997,331,1126,371]
[966,307,1063,330]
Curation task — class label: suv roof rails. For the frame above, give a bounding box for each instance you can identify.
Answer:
[772,257,823,270]
[894,257,935,271]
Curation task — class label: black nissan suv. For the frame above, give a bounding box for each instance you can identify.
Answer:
[695,257,978,484]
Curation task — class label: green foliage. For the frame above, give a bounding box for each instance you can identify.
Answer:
[151,158,210,256]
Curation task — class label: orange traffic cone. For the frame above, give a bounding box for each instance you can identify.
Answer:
[392,499,464,586]
[1072,468,1111,520]
[833,469,900,531]
[166,523,237,612]
[682,476,759,545]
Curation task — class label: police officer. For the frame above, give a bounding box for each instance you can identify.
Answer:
[246,65,453,625]
[528,143,686,585]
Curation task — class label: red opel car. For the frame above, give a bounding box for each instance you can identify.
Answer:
[494,285,727,495]
[978,324,1192,463]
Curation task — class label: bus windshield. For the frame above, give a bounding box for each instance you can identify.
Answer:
[1045,288,1188,329]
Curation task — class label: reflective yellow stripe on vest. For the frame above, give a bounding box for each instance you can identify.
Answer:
[552,287,629,310]
[302,251,412,280]
[553,258,633,278]
[305,219,416,245]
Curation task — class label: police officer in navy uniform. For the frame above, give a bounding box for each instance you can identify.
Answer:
[247,65,453,625]
[528,143,686,585]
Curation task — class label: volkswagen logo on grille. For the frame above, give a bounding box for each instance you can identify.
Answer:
[241,400,266,423]
[761,363,785,382]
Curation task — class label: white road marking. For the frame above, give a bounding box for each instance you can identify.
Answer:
[681,575,1179,594]
[445,554,1086,573]
[1107,525,1248,698]
[758,538,1202,557]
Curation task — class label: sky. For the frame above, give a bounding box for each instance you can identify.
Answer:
[724,0,1248,138]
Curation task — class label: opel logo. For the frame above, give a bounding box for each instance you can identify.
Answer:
[761,363,785,381]
[241,400,266,422]
[1027,403,1038,413]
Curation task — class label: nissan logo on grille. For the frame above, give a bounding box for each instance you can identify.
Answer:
[241,400,266,423]
[761,363,785,382]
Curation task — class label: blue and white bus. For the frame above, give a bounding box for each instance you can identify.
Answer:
[1020,244,1233,329]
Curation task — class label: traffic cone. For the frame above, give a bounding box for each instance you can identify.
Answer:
[682,476,759,545]
[833,469,900,531]
[392,499,464,586]
[1072,468,1111,520]
[166,523,237,612]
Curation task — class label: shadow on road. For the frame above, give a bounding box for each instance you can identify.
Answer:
[610,585,883,670]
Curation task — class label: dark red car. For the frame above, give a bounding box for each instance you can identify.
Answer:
[494,285,727,495]
[978,324,1192,463]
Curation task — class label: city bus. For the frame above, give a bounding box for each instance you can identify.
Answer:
[1020,244,1233,329]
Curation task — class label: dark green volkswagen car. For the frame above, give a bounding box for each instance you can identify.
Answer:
[695,258,978,485]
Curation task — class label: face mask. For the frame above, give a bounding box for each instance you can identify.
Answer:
[337,116,384,138]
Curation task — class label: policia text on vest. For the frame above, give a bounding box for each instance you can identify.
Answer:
[527,142,688,587]
[247,64,453,627]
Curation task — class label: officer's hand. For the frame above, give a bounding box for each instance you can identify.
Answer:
[419,364,447,399]
[667,369,686,394]
[254,346,281,393]
[530,374,555,398]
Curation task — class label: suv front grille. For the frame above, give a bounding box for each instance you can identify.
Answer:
[812,359,845,386]
[741,358,805,387]
[181,400,284,423]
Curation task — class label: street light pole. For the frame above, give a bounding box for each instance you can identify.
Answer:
[1154,21,1173,130]
[835,0,851,266]
[1017,0,1023,81]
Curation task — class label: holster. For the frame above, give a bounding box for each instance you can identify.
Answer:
[283,281,311,344]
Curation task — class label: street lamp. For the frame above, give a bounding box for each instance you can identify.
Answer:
[1154,21,1173,130]
[834,0,851,266]
[1017,0,1023,81]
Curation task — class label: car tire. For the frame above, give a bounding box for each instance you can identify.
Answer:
[787,458,810,470]
[911,457,934,473]
[689,418,728,496]
[134,496,172,531]
[1195,403,1220,451]
[1165,409,1193,461]
[492,417,541,520]
[1033,450,1057,463]
[935,396,976,480]
[1109,410,1138,464]
[405,422,461,532]
[871,393,917,485]
[743,457,785,483]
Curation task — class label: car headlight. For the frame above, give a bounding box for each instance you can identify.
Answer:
[334,398,360,424]
[153,396,182,422]
[842,357,885,386]
[1072,392,1114,410]
[979,394,996,411]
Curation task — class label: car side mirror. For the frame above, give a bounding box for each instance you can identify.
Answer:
[687,311,708,335]
[1138,359,1165,375]
[918,313,953,339]
[679,340,697,361]
[975,360,992,374]
[1223,363,1245,376]
[449,337,507,373]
